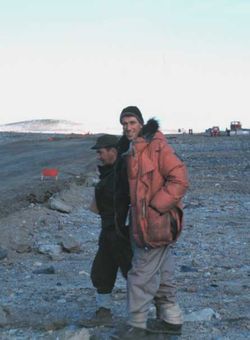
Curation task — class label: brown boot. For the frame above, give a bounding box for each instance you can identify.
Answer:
[150,302,183,335]
[147,319,182,335]
[79,307,113,328]
[111,325,148,339]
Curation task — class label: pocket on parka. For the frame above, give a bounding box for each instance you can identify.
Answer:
[146,207,173,245]
[146,206,182,246]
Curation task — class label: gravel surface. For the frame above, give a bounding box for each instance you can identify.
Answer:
[0,132,249,339]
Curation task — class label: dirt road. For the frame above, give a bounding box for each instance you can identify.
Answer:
[0,132,98,217]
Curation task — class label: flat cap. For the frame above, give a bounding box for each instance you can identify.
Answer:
[91,134,119,149]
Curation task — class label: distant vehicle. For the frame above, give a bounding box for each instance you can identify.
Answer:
[210,126,220,136]
[230,121,242,131]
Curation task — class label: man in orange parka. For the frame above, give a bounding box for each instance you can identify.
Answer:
[113,106,189,339]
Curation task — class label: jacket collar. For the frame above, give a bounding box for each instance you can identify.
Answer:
[98,164,114,179]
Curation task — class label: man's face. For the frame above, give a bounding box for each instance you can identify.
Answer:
[96,147,117,165]
[121,116,143,141]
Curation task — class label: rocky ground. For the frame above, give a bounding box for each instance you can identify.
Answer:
[0,132,249,340]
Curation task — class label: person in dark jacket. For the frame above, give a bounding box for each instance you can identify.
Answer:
[83,134,132,327]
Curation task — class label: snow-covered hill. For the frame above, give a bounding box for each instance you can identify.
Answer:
[0,119,88,134]
[0,118,186,135]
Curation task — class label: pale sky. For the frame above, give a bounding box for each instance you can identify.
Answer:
[0,0,249,133]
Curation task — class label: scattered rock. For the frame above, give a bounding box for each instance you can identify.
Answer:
[0,133,249,339]
[0,306,8,327]
[67,327,90,340]
[36,243,62,258]
[82,173,98,187]
[186,286,198,293]
[32,265,56,274]
[184,308,221,322]
[49,197,72,213]
[184,201,203,209]
[59,233,81,253]
[55,326,90,340]
[10,228,32,253]
[180,265,198,272]
[0,247,7,260]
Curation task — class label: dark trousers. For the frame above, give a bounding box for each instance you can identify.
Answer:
[91,228,132,294]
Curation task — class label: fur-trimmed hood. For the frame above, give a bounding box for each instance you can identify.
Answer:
[117,118,160,154]
[141,118,159,140]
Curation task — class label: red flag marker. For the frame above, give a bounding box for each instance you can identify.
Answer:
[41,168,59,180]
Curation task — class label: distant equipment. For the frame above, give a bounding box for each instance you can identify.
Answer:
[210,126,220,137]
[230,121,242,131]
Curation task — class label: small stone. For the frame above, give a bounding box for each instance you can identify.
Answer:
[0,306,8,326]
[60,234,81,253]
[184,308,220,322]
[37,244,62,258]
[186,286,197,293]
[180,265,198,272]
[49,197,72,213]
[33,266,55,274]
[57,298,66,304]
[204,272,211,277]
[0,247,8,260]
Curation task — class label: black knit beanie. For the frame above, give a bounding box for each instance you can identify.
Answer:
[119,106,144,125]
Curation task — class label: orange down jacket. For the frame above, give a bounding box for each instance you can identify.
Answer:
[126,130,189,248]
